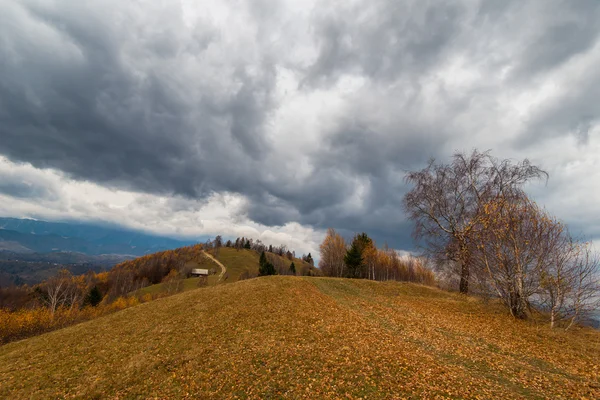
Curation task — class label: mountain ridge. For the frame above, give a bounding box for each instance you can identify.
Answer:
[0,217,199,256]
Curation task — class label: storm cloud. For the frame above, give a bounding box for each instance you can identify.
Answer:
[1,0,600,253]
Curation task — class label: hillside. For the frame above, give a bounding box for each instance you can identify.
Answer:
[1,277,599,399]
[135,247,316,296]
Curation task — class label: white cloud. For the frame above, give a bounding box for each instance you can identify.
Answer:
[0,156,324,256]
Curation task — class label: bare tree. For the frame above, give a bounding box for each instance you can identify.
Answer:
[163,269,183,294]
[403,149,547,294]
[471,196,599,324]
[106,269,136,300]
[39,269,83,315]
[214,235,223,258]
[539,238,600,329]
[472,198,559,318]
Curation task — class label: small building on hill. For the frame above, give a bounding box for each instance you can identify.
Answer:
[190,268,209,277]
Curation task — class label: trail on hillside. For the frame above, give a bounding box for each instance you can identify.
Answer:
[202,250,227,282]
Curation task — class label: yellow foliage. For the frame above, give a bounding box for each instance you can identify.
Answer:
[1,294,146,344]
[141,293,153,303]
[110,297,129,310]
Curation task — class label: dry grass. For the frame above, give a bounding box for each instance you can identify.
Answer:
[1,277,598,399]
[132,248,315,298]
[215,248,260,281]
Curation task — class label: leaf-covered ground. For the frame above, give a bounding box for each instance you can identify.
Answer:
[1,277,598,399]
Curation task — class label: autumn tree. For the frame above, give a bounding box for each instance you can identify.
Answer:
[163,269,183,294]
[319,228,347,277]
[38,269,84,315]
[363,240,378,281]
[403,149,547,294]
[538,234,600,329]
[472,198,555,318]
[472,196,600,324]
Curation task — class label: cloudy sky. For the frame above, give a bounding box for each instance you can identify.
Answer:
[1,0,599,256]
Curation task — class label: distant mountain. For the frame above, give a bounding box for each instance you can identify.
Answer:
[0,251,133,286]
[0,217,199,256]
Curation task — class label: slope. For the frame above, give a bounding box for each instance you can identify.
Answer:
[134,247,315,296]
[1,277,599,399]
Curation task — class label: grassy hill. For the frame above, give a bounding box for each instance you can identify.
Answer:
[134,247,315,296]
[1,277,599,399]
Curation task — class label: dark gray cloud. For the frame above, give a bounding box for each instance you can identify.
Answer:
[1,0,600,251]
[0,0,274,198]
[509,1,600,80]
[304,0,466,86]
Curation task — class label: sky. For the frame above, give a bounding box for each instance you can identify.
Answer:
[1,0,599,257]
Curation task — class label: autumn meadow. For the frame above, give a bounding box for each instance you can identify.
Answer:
[1,150,599,399]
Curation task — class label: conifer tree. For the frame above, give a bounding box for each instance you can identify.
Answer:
[259,251,276,276]
[289,262,296,275]
[84,286,103,307]
[306,253,314,266]
[344,233,372,278]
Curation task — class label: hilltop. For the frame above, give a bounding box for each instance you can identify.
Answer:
[133,246,317,297]
[1,277,599,399]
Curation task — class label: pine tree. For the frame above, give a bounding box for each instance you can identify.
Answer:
[306,253,314,266]
[344,233,372,279]
[85,286,103,307]
[289,262,296,275]
[259,251,276,276]
[344,243,363,278]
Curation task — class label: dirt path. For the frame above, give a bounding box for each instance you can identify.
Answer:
[202,250,227,282]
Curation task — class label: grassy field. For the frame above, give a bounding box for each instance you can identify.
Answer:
[216,248,260,281]
[134,258,221,297]
[1,277,599,399]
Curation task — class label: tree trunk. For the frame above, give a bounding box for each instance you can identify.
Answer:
[459,261,469,294]
[458,241,470,294]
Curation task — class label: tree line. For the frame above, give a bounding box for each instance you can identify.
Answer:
[403,149,599,328]
[319,229,436,285]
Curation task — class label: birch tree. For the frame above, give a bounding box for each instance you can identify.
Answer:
[403,149,547,294]
[319,228,347,277]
